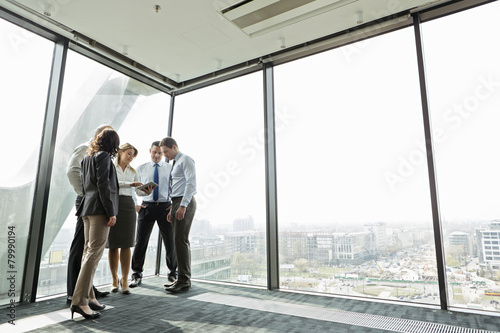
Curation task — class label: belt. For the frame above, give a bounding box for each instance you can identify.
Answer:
[143,201,170,206]
[171,196,183,201]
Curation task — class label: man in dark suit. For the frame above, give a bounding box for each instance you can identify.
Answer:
[129,141,177,288]
[66,125,111,303]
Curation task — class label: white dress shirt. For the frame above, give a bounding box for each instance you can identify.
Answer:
[135,160,172,203]
[66,141,90,196]
[170,151,197,207]
[116,164,139,205]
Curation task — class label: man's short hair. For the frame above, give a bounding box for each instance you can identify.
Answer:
[151,141,161,148]
[160,137,177,148]
[94,124,112,138]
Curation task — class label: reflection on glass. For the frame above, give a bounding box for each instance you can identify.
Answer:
[274,27,439,305]
[0,18,53,305]
[37,50,170,298]
[423,1,500,312]
[169,73,266,285]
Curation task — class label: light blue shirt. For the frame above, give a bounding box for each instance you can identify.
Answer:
[135,160,172,203]
[170,151,196,207]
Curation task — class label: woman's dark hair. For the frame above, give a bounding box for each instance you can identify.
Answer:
[87,128,120,157]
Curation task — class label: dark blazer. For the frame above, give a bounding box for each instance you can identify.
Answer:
[76,151,119,218]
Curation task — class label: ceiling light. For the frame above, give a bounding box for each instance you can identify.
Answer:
[220,0,358,38]
[154,5,161,13]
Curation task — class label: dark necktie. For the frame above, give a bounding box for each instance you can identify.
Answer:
[153,163,159,201]
[169,160,176,194]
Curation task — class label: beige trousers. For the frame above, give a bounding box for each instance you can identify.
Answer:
[71,214,109,306]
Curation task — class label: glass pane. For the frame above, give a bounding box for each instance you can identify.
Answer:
[275,27,439,305]
[170,72,266,285]
[0,18,53,305]
[37,50,170,298]
[423,1,500,312]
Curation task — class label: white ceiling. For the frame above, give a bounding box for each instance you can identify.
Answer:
[2,0,452,87]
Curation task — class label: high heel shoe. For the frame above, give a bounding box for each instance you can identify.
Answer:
[70,305,101,319]
[89,300,106,311]
[111,277,119,292]
[120,277,130,294]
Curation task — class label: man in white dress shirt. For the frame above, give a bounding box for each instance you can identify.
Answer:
[160,137,197,293]
[66,124,111,303]
[129,141,177,287]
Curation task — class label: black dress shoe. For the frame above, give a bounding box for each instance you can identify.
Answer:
[164,281,190,293]
[88,300,106,311]
[94,289,110,298]
[66,296,72,304]
[168,273,178,282]
[129,276,142,288]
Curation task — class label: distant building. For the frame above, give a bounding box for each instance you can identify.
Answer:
[393,229,413,249]
[308,233,333,263]
[191,218,212,237]
[449,231,471,256]
[233,216,254,232]
[225,231,261,253]
[475,221,500,271]
[332,232,375,263]
[191,243,231,280]
[364,222,387,254]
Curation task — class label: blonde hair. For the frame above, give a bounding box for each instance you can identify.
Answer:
[115,143,138,174]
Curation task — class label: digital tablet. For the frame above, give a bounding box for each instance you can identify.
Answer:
[136,181,158,191]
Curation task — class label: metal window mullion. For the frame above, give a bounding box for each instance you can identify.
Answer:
[155,94,176,276]
[263,63,279,290]
[168,93,175,137]
[412,13,448,310]
[22,39,68,303]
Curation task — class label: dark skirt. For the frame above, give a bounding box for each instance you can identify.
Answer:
[106,195,136,249]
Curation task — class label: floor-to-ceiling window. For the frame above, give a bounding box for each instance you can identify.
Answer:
[2,0,499,315]
[0,18,54,305]
[423,1,500,312]
[274,27,440,305]
[37,50,171,298]
[170,72,266,285]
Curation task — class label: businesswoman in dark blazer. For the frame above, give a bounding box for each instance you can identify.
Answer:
[71,128,120,320]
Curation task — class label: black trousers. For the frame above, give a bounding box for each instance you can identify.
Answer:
[171,197,196,284]
[131,202,177,278]
[67,195,85,297]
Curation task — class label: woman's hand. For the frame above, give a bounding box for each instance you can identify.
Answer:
[108,216,117,227]
[135,205,144,213]
[130,182,142,187]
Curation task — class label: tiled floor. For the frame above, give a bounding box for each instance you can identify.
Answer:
[1,277,499,332]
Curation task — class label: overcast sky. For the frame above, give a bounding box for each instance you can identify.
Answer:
[2,2,500,230]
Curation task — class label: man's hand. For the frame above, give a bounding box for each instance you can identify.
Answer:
[142,185,154,195]
[108,216,117,227]
[176,206,186,220]
[136,205,144,213]
[167,211,172,223]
